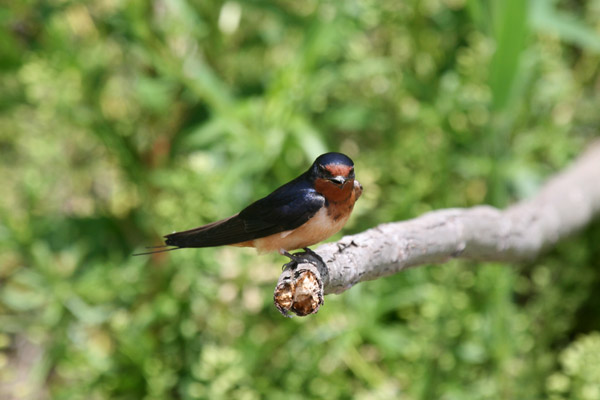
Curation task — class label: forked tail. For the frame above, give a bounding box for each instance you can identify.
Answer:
[134,214,250,256]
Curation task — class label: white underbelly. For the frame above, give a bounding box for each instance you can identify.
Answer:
[252,207,349,253]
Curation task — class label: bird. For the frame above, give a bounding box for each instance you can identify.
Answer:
[135,152,362,265]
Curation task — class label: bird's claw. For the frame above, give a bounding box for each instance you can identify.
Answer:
[282,259,298,271]
[302,247,320,258]
[281,249,327,273]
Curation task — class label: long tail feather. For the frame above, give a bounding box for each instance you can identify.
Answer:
[137,213,256,255]
[164,214,251,248]
[132,247,181,256]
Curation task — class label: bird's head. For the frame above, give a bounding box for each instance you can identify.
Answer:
[310,152,356,200]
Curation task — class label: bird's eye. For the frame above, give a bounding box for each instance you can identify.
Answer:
[318,164,327,173]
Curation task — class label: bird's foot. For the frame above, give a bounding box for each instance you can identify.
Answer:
[281,250,302,270]
[282,258,298,271]
[280,249,327,274]
[302,247,320,258]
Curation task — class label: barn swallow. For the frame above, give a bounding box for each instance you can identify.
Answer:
[135,152,362,265]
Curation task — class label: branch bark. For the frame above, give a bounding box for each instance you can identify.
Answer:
[274,140,600,316]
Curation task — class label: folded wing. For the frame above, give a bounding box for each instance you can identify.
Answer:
[164,180,325,249]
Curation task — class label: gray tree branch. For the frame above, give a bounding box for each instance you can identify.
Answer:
[274,140,600,316]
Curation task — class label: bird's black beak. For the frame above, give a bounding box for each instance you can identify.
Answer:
[328,176,347,186]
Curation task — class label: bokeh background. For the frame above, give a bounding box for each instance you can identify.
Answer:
[2,0,600,399]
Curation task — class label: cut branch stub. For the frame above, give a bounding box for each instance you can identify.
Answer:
[273,262,325,317]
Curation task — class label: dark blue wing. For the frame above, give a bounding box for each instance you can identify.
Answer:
[164,176,325,248]
[239,178,325,233]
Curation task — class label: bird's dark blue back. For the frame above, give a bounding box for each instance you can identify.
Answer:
[239,172,324,232]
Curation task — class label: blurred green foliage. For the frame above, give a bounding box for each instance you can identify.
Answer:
[1,0,600,399]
